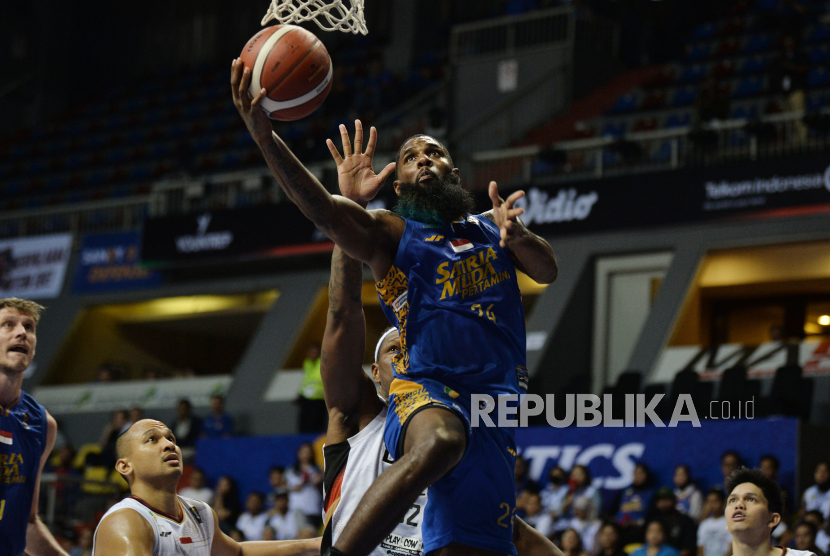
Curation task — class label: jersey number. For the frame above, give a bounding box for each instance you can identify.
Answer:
[0,499,5,520]
[496,502,515,529]
[400,504,421,527]
[471,304,496,323]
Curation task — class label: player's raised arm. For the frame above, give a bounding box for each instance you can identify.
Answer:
[484,181,558,284]
[231,59,402,281]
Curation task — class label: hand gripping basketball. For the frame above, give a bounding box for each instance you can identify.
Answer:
[488,181,526,248]
[231,58,272,143]
[326,120,396,206]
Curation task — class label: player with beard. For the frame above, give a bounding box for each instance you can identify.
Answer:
[0,298,70,556]
[320,177,565,556]
[233,60,557,556]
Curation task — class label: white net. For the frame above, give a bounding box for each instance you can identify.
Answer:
[261,0,368,35]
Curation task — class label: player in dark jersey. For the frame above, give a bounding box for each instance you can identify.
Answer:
[0,298,69,556]
[320,169,565,556]
[233,61,557,556]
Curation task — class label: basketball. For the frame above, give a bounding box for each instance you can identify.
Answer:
[240,24,333,121]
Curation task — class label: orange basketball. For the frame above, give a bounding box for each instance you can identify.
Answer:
[240,25,333,121]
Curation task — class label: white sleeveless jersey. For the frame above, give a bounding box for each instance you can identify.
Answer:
[92,495,214,556]
[323,408,427,556]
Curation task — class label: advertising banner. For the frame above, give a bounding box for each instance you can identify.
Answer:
[470,154,830,236]
[197,417,798,507]
[0,233,73,299]
[73,231,162,294]
[141,204,333,267]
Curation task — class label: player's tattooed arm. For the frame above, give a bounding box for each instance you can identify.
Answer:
[231,59,403,281]
[483,182,558,284]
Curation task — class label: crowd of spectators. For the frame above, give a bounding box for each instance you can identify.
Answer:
[515,454,830,556]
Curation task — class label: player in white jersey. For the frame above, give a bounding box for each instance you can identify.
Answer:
[725,467,816,556]
[319,132,564,556]
[92,419,321,556]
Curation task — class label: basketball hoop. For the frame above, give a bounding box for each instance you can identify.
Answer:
[262,0,368,35]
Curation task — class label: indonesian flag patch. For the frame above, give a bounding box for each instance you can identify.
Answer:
[450,239,474,253]
[180,538,193,545]
[0,430,12,445]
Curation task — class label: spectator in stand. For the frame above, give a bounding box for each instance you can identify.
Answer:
[285,443,323,529]
[70,528,93,556]
[172,398,201,462]
[696,489,731,556]
[202,394,234,439]
[794,521,828,556]
[673,465,703,522]
[561,497,602,553]
[595,523,627,556]
[616,462,656,544]
[98,409,130,467]
[561,465,602,522]
[720,452,742,490]
[297,343,327,433]
[651,488,697,556]
[630,521,681,556]
[268,490,309,540]
[212,475,241,535]
[693,75,731,127]
[802,462,830,519]
[47,444,80,516]
[129,406,144,424]
[516,455,542,497]
[760,455,792,546]
[523,492,551,535]
[262,526,278,541]
[267,466,289,511]
[541,465,570,522]
[772,34,809,144]
[559,528,589,556]
[802,511,830,553]
[178,467,213,505]
[236,491,270,541]
[229,529,245,543]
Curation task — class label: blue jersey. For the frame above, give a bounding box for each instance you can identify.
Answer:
[376,213,527,397]
[0,390,48,556]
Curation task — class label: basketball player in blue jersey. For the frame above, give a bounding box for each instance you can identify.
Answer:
[320,191,563,556]
[233,60,557,556]
[0,298,70,556]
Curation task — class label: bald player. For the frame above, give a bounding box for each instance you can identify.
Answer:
[92,419,321,556]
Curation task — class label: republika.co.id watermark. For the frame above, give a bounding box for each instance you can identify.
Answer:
[471,394,755,428]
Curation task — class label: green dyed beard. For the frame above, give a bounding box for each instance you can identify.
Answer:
[394,172,475,226]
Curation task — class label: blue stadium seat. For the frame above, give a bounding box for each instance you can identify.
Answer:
[685,42,712,62]
[611,93,639,113]
[732,76,764,98]
[806,24,830,44]
[672,86,698,106]
[664,113,691,128]
[602,149,620,167]
[653,140,673,162]
[678,65,707,84]
[694,22,717,40]
[731,104,759,119]
[744,33,774,53]
[741,55,770,74]
[810,46,830,64]
[808,93,828,111]
[601,121,627,138]
[808,67,830,87]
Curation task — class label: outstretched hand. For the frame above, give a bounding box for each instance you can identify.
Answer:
[326,120,396,206]
[488,181,526,248]
[230,58,273,143]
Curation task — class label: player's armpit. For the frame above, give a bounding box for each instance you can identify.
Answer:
[513,517,565,556]
[93,510,155,556]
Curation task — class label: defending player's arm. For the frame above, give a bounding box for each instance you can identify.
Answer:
[513,517,566,556]
[210,508,321,556]
[231,59,401,280]
[25,411,71,556]
[322,245,382,445]
[483,181,558,284]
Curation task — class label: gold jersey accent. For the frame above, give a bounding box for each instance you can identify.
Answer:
[376,266,410,374]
